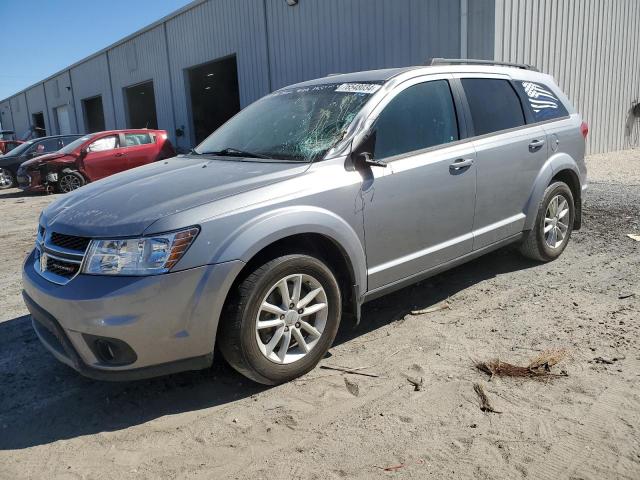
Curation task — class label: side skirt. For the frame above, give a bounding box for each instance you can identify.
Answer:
[361,232,524,304]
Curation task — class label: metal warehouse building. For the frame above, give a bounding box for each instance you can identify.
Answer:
[1,0,639,154]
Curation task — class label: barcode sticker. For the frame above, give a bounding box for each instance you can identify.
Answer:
[335,83,381,94]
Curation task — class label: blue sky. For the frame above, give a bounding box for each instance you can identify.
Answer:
[0,0,192,99]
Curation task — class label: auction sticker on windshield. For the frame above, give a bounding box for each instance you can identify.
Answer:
[335,83,381,94]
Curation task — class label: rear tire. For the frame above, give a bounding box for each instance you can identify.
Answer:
[218,254,342,385]
[57,171,85,193]
[0,168,15,189]
[520,181,575,262]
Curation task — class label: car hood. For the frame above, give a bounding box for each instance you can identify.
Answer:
[41,155,311,237]
[21,152,74,170]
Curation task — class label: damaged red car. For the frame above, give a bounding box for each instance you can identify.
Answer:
[17,129,176,193]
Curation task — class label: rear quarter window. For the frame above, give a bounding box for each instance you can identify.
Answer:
[515,81,569,122]
[461,78,526,136]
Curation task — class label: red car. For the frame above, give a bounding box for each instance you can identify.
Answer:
[0,130,23,155]
[17,129,175,193]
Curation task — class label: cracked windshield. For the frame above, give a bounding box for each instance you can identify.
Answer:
[194,82,382,161]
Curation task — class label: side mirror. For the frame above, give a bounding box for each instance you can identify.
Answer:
[351,130,387,169]
[355,151,387,168]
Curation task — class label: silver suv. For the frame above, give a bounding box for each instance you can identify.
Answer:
[23,59,587,384]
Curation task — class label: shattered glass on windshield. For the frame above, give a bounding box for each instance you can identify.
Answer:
[195,82,381,162]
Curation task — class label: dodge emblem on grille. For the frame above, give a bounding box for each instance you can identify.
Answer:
[40,252,48,272]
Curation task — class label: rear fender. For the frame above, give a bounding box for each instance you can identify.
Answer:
[523,152,581,230]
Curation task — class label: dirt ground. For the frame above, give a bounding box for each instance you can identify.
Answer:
[1,150,639,480]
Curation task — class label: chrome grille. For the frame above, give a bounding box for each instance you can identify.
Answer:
[34,228,88,285]
[50,232,91,252]
[46,256,81,277]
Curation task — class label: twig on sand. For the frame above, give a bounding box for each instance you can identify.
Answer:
[475,348,569,380]
[374,459,425,472]
[410,301,450,315]
[319,365,379,377]
[473,383,502,414]
[405,375,424,391]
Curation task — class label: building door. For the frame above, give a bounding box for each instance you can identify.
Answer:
[125,81,158,129]
[31,112,46,137]
[82,96,105,133]
[187,55,240,145]
[55,105,72,134]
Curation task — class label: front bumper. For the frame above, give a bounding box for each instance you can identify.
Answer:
[17,169,45,192]
[22,249,245,381]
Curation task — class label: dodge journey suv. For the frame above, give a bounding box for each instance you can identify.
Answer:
[23,59,587,385]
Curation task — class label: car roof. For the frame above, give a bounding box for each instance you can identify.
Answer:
[90,129,166,136]
[30,134,83,141]
[286,64,552,90]
[283,67,419,89]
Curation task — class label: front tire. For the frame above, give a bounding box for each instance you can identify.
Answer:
[218,254,342,385]
[0,168,15,189]
[57,171,85,193]
[520,181,575,262]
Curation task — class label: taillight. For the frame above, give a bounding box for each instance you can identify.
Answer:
[580,121,589,139]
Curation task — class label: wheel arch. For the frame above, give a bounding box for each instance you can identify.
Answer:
[212,207,367,328]
[524,153,583,230]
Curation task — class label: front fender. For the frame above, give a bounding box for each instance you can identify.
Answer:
[523,152,581,230]
[210,206,367,296]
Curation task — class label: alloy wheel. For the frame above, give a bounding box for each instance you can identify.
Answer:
[255,273,328,364]
[0,168,14,189]
[59,174,82,193]
[544,194,570,248]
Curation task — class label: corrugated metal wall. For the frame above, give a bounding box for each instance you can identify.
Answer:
[494,0,640,154]
[70,53,117,132]
[107,25,174,133]
[165,0,270,149]
[0,101,13,131]
[43,71,78,134]
[24,85,50,134]
[467,0,495,60]
[265,0,461,90]
[1,0,477,148]
[9,95,29,135]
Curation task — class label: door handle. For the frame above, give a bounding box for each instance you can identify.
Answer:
[449,158,474,171]
[114,152,126,157]
[528,138,545,152]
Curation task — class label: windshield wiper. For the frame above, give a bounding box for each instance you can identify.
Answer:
[196,147,273,159]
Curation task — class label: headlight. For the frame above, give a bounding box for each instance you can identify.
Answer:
[83,227,199,275]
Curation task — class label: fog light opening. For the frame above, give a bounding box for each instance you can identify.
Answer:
[83,334,138,366]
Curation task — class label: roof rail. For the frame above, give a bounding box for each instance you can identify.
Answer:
[429,58,539,72]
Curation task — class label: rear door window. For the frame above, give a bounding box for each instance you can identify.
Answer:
[515,81,569,122]
[123,133,153,147]
[374,80,459,160]
[34,138,62,154]
[461,78,525,136]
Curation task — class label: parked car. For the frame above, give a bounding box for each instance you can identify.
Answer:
[0,140,23,155]
[23,60,587,384]
[0,134,82,189]
[17,129,176,193]
[0,130,24,155]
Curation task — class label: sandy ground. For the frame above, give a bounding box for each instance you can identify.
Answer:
[0,150,639,479]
